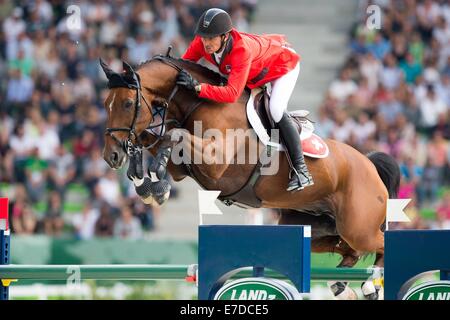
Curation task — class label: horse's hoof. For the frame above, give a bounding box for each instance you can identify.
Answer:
[150,179,171,206]
[364,292,379,300]
[328,281,358,300]
[154,190,170,206]
[141,195,157,206]
[362,279,383,300]
[363,286,384,300]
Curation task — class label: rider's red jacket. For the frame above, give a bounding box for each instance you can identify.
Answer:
[182,29,300,103]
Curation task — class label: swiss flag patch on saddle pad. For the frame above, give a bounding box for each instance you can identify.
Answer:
[301,133,329,158]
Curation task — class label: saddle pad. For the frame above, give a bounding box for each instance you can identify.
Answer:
[246,88,329,159]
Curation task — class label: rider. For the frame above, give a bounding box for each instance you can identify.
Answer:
[176,8,313,191]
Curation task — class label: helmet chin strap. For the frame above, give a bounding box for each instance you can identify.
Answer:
[215,34,228,53]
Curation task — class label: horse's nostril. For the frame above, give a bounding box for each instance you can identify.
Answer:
[111,152,119,164]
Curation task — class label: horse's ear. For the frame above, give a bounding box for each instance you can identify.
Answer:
[122,61,134,75]
[99,58,114,79]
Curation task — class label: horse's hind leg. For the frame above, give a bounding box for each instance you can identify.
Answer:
[278,210,363,300]
[336,184,387,300]
[316,238,383,300]
[278,209,385,300]
[320,238,362,300]
[360,252,384,300]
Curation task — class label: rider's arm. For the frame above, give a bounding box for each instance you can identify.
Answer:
[198,46,251,103]
[182,36,204,62]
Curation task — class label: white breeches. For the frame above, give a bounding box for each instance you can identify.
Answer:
[269,61,300,123]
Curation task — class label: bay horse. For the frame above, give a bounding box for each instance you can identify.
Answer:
[100,53,400,300]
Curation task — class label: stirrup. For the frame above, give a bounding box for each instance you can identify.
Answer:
[287,169,305,192]
[287,167,314,191]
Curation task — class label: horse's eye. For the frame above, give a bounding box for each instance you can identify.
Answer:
[124,100,134,109]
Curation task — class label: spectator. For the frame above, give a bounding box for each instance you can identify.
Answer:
[34,120,60,161]
[9,47,34,76]
[6,68,33,116]
[427,131,449,170]
[418,84,447,136]
[130,200,159,231]
[315,108,335,139]
[73,130,97,176]
[83,147,108,193]
[72,203,100,240]
[10,184,37,235]
[353,111,376,147]
[95,169,123,211]
[399,53,423,84]
[331,109,356,143]
[113,204,143,239]
[23,147,48,203]
[379,54,404,90]
[94,202,115,237]
[436,192,450,229]
[2,7,25,43]
[47,145,76,198]
[409,32,425,64]
[43,191,65,236]
[360,52,382,91]
[418,157,443,207]
[351,77,374,111]
[367,32,391,60]
[436,74,450,108]
[127,31,152,65]
[377,90,404,125]
[350,33,368,56]
[328,69,358,104]
[9,123,35,182]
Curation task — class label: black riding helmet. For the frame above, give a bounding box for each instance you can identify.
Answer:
[195,8,233,38]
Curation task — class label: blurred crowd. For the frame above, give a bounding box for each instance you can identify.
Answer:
[1,0,448,238]
[315,0,449,229]
[0,0,257,238]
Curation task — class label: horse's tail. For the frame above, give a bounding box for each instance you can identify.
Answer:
[367,151,400,198]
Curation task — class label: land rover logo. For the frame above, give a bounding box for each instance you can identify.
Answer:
[402,281,450,300]
[214,278,302,300]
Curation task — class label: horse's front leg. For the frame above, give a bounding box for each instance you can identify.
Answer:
[144,133,177,205]
[126,146,159,206]
[126,134,173,207]
[148,134,174,183]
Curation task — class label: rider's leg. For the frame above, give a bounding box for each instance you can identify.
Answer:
[270,62,313,191]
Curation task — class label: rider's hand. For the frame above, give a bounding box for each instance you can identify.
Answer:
[176,70,200,93]
[127,148,144,181]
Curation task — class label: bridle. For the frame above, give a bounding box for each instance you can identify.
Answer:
[104,52,185,156]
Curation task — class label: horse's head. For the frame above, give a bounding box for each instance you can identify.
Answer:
[100,54,222,170]
[100,58,175,169]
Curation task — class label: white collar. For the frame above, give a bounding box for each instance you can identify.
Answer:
[213,47,225,64]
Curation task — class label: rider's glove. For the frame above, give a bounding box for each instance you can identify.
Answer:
[176,70,200,93]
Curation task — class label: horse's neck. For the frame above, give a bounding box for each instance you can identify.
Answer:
[169,90,199,121]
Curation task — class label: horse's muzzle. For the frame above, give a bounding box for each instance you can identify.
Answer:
[104,147,127,169]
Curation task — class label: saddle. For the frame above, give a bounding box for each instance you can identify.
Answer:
[216,87,329,209]
[248,87,328,157]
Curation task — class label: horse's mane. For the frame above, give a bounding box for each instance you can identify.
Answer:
[136,56,227,86]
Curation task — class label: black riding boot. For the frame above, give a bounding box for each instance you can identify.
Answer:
[277,112,314,191]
